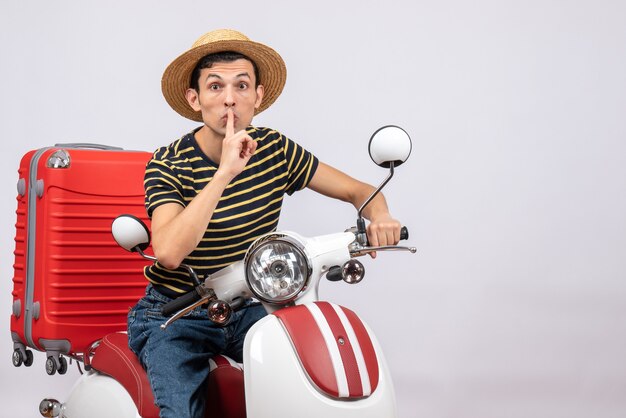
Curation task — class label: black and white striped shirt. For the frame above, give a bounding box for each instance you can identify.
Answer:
[143,126,318,297]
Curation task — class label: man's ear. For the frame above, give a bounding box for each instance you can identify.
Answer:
[186,88,201,112]
[254,84,265,110]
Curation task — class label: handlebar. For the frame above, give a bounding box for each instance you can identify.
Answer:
[356,225,409,245]
[350,225,416,257]
[161,290,203,317]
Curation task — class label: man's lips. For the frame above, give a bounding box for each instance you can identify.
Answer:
[221,114,238,124]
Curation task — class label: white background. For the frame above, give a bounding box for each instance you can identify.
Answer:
[1,1,625,417]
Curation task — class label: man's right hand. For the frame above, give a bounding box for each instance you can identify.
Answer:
[216,108,257,180]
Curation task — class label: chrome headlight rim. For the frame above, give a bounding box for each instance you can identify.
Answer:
[244,233,312,305]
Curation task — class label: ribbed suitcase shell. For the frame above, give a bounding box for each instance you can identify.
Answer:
[10,145,152,367]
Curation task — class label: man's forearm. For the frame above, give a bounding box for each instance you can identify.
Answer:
[151,171,232,269]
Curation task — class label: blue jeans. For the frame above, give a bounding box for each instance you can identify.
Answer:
[127,285,266,418]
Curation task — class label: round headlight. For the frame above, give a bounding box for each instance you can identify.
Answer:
[245,235,310,304]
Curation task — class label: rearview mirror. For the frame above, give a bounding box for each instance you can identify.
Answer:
[111,215,151,252]
[368,125,412,168]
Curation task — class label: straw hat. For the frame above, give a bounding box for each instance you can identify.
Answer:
[161,29,286,122]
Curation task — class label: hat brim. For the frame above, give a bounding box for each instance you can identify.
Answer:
[161,39,286,122]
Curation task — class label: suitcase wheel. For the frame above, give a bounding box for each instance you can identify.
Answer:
[45,356,56,375]
[45,355,68,375]
[12,349,23,367]
[58,357,68,375]
[12,349,33,368]
[24,350,34,367]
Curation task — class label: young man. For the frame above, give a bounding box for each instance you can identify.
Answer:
[128,29,402,418]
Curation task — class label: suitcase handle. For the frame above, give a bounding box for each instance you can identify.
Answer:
[53,143,124,151]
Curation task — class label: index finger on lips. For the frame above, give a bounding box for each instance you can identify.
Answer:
[226,108,235,138]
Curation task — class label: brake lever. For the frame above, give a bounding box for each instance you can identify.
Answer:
[350,244,417,257]
[160,294,211,330]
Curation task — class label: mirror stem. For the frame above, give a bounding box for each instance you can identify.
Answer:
[136,247,157,262]
[135,247,202,287]
[356,162,395,236]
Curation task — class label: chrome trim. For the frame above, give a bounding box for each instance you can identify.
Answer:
[243,232,288,266]
[46,149,71,168]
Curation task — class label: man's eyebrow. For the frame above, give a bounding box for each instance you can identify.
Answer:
[205,72,251,81]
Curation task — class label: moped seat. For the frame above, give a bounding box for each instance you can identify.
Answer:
[91,332,160,417]
[207,355,246,418]
[91,332,245,418]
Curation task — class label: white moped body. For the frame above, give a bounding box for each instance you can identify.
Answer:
[36,125,414,418]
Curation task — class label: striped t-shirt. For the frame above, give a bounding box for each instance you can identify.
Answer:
[143,126,319,298]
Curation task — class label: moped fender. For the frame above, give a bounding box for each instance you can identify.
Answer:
[243,302,397,418]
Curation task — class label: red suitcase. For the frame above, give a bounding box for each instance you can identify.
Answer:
[10,143,152,375]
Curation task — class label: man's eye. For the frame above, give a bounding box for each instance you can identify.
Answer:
[209,84,221,90]
[239,82,248,89]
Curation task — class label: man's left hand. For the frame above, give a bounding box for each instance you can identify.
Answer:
[366,214,402,258]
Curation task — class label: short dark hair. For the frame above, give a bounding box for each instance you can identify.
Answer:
[189,51,260,91]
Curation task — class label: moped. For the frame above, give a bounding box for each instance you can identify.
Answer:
[38,125,416,418]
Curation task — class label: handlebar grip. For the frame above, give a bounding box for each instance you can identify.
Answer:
[161,290,202,317]
[400,226,409,241]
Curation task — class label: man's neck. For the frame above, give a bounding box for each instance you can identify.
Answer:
[194,125,224,164]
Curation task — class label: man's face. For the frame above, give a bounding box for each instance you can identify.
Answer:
[186,59,264,138]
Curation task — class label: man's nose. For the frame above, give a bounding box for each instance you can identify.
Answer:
[224,85,235,107]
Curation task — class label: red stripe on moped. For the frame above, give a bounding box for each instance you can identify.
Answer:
[340,306,380,393]
[274,304,339,397]
[314,302,364,397]
[274,303,379,399]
